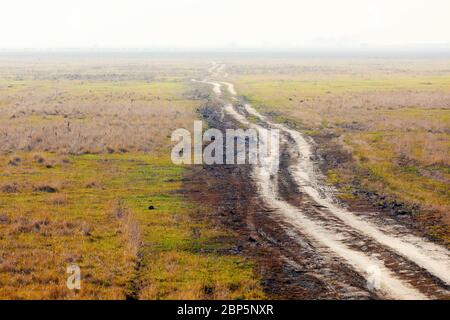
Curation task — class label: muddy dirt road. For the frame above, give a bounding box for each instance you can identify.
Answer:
[193,62,450,300]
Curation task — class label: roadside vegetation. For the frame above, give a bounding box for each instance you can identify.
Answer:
[234,59,450,245]
[0,59,264,299]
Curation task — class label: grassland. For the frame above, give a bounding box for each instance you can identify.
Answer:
[0,58,264,299]
[233,58,450,244]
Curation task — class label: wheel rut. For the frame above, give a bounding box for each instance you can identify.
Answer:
[192,63,450,300]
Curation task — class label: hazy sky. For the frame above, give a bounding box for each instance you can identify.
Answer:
[0,0,449,49]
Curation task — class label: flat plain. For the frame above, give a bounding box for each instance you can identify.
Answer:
[0,57,264,299]
[233,58,450,244]
[1,55,449,299]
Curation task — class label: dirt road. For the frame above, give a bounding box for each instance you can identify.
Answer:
[194,63,450,299]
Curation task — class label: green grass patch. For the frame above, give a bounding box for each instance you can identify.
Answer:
[0,152,264,299]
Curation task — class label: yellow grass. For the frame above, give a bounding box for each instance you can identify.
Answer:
[0,59,264,299]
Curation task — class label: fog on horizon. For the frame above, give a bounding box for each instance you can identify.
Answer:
[0,0,449,51]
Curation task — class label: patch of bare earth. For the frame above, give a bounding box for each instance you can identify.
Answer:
[183,103,374,299]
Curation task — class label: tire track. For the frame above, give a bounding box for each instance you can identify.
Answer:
[195,63,450,299]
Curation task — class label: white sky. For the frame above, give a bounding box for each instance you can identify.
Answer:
[0,0,449,49]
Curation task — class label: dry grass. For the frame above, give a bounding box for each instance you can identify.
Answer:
[0,80,199,155]
[233,58,450,241]
[0,58,264,299]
